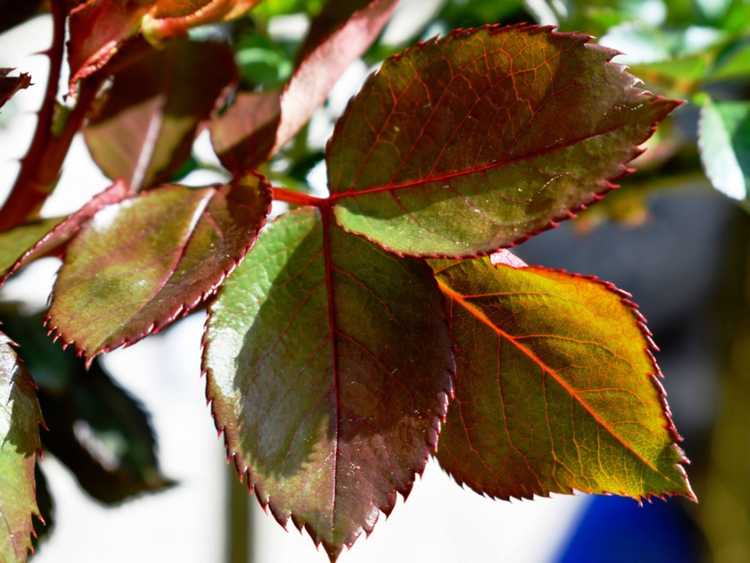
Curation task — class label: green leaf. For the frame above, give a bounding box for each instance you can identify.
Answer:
[47,174,271,360]
[698,96,750,207]
[432,258,694,501]
[326,24,679,257]
[0,306,173,504]
[0,181,133,286]
[211,0,398,172]
[0,219,63,279]
[84,40,236,191]
[0,332,43,563]
[203,208,453,560]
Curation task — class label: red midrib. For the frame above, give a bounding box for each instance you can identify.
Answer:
[320,207,341,535]
[437,278,662,474]
[329,121,634,201]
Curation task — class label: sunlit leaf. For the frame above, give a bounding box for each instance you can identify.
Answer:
[84,40,236,190]
[203,208,453,560]
[211,0,398,172]
[0,181,133,286]
[327,25,678,257]
[0,0,44,33]
[47,174,271,360]
[433,258,694,500]
[698,96,750,207]
[0,332,43,563]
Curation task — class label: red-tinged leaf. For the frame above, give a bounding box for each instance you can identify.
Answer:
[0,332,43,563]
[67,0,256,88]
[0,69,31,109]
[0,181,133,286]
[46,173,271,360]
[432,258,694,501]
[327,24,679,257]
[67,0,151,88]
[143,0,260,41]
[203,207,453,560]
[84,40,236,190]
[211,0,398,172]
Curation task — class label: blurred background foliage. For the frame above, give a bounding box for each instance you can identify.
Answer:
[1,0,749,561]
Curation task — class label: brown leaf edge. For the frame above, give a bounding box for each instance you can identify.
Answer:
[327,23,683,259]
[435,257,697,504]
[199,210,456,561]
[43,172,272,366]
[0,180,135,288]
[0,331,47,556]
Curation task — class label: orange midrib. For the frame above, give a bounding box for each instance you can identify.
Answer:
[437,277,662,474]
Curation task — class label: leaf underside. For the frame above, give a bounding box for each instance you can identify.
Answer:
[433,258,694,501]
[203,208,454,559]
[0,332,43,563]
[84,39,236,190]
[327,24,679,257]
[47,174,271,360]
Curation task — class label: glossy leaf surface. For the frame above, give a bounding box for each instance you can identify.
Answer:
[0,332,42,562]
[85,40,236,190]
[211,0,398,172]
[0,181,133,286]
[433,258,694,500]
[327,25,679,257]
[203,208,453,559]
[699,96,750,208]
[0,69,30,109]
[47,174,271,359]
[0,219,63,280]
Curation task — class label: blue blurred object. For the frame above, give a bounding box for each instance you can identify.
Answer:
[556,496,699,563]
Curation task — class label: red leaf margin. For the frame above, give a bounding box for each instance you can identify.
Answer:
[42,172,272,366]
[325,23,683,259]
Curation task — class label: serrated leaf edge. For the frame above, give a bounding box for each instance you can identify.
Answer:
[327,23,681,259]
[434,261,696,504]
[43,172,272,365]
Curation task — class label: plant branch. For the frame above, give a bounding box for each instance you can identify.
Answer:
[0,4,100,231]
